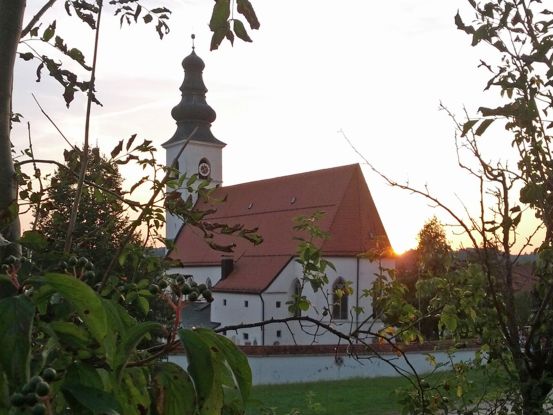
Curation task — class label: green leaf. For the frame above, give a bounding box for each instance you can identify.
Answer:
[0,371,9,411]
[209,0,230,30]
[475,118,494,136]
[50,321,92,349]
[233,19,252,42]
[63,383,121,415]
[0,296,34,388]
[110,368,150,415]
[31,273,107,344]
[101,299,136,368]
[115,322,163,376]
[461,119,477,137]
[19,230,47,250]
[194,328,252,405]
[153,363,197,415]
[0,276,17,299]
[42,20,56,41]
[179,329,215,409]
[135,296,149,316]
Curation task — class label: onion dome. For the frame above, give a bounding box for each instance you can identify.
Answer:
[162,41,225,148]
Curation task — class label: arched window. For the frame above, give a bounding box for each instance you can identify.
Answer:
[291,278,302,317]
[332,277,349,320]
[206,278,212,289]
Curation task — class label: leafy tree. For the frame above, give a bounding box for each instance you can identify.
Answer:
[398,217,452,339]
[415,216,452,277]
[376,1,553,413]
[33,147,138,271]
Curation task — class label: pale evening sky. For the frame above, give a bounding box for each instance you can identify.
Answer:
[12,0,537,253]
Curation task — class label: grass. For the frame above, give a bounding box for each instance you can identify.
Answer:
[246,376,410,415]
[245,369,503,415]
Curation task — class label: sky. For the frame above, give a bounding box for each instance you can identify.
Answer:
[12,0,539,254]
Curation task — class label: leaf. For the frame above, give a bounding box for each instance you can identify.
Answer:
[114,322,162,380]
[0,276,17,299]
[194,328,252,405]
[63,383,121,414]
[111,140,124,159]
[19,52,34,61]
[0,296,34,388]
[19,230,47,250]
[237,0,260,29]
[475,118,494,136]
[135,296,149,317]
[233,19,252,42]
[133,4,141,22]
[101,299,137,367]
[30,273,108,344]
[210,26,228,51]
[178,329,215,409]
[461,119,477,137]
[49,321,93,349]
[125,133,137,150]
[209,0,230,31]
[42,20,56,41]
[153,363,197,415]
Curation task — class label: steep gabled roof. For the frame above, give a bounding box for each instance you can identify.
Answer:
[168,164,391,293]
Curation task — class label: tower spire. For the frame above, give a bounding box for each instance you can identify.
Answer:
[162,38,225,147]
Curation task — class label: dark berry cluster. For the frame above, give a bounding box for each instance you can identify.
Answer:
[61,256,95,281]
[10,368,56,414]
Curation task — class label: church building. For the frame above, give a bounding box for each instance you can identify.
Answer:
[163,46,394,346]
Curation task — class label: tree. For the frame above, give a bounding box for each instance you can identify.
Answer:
[397,217,452,340]
[415,216,452,277]
[32,147,138,271]
[375,2,553,413]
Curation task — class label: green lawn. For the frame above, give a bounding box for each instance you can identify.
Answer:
[246,376,409,415]
[246,369,502,415]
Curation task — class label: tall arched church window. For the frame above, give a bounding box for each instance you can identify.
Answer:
[206,278,212,289]
[332,277,349,320]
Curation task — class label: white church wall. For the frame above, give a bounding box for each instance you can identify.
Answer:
[262,257,388,345]
[212,292,263,345]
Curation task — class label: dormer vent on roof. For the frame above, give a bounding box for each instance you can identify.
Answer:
[162,39,225,148]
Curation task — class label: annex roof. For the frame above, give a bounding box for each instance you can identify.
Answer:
[168,164,391,293]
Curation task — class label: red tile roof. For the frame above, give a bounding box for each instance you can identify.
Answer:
[168,164,390,293]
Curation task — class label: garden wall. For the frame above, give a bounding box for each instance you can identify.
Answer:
[169,343,477,385]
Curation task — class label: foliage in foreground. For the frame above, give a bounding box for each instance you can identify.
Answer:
[0,251,251,415]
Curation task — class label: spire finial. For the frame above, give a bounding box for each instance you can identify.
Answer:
[191,33,195,51]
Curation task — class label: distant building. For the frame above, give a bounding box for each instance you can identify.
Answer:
[163,47,393,345]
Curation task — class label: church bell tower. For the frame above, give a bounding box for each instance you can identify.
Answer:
[162,36,226,242]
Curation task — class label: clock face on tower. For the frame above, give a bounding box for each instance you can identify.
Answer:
[198,160,211,179]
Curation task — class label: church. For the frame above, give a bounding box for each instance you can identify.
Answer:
[163,46,394,346]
